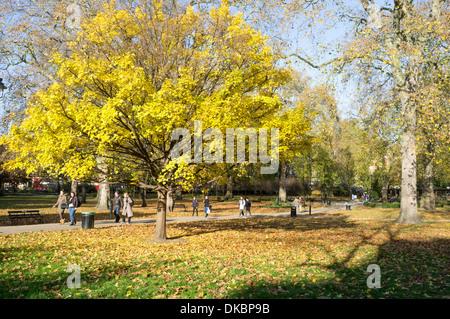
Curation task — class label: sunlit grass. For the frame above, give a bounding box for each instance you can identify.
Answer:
[1,207,448,299]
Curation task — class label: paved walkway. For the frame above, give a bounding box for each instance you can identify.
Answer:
[0,202,374,236]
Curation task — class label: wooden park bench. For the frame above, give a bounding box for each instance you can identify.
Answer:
[8,210,43,226]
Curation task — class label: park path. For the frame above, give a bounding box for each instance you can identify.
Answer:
[0,203,365,236]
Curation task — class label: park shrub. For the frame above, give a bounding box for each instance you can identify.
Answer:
[381,202,400,208]
[363,202,400,208]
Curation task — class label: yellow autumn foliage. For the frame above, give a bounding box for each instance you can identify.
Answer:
[2,2,292,184]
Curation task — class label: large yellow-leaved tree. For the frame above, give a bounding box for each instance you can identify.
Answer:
[2,1,291,241]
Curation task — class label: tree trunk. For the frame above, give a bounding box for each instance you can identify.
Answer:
[96,180,110,210]
[396,92,421,224]
[96,157,110,210]
[81,182,86,204]
[381,173,389,203]
[154,185,168,241]
[278,162,287,202]
[141,187,147,207]
[420,153,435,210]
[225,174,233,199]
[71,180,78,194]
[166,186,174,212]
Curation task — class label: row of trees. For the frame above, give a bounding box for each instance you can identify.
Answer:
[0,0,449,241]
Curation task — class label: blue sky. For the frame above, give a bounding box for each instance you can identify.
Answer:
[283,1,362,118]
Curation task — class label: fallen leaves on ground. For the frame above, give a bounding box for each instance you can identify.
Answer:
[0,210,449,299]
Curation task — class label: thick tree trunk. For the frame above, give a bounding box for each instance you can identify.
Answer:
[154,185,168,241]
[420,154,435,211]
[166,186,174,212]
[81,182,86,204]
[396,92,421,224]
[96,180,110,210]
[96,157,110,210]
[278,162,287,202]
[71,180,78,194]
[141,187,147,207]
[141,171,149,207]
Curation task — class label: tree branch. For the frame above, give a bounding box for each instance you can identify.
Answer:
[286,53,338,69]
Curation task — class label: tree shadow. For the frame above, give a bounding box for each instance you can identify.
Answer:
[224,223,450,299]
[166,214,359,240]
[2,214,448,299]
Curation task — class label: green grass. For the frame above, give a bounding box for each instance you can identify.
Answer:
[364,201,450,209]
[0,195,59,210]
[364,202,400,208]
[1,207,449,299]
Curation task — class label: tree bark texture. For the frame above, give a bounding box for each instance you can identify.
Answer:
[154,186,168,241]
[278,162,287,202]
[420,152,435,210]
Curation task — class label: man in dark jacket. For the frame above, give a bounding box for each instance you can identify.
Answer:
[192,197,199,216]
[113,191,123,223]
[204,196,210,217]
[245,198,252,217]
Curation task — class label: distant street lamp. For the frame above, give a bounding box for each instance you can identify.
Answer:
[0,78,7,98]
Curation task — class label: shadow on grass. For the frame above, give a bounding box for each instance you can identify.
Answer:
[166,215,359,241]
[1,216,448,299]
[225,231,450,299]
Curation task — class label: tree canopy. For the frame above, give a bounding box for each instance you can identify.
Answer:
[1,1,296,240]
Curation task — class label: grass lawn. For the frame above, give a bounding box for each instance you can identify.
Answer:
[0,204,448,299]
[315,205,450,221]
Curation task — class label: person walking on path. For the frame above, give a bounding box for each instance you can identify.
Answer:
[121,193,134,224]
[238,197,245,217]
[68,191,79,226]
[192,197,199,216]
[204,196,210,217]
[245,198,252,217]
[113,191,123,223]
[53,190,68,224]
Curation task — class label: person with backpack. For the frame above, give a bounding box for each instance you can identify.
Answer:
[68,191,79,226]
[122,192,134,224]
[245,198,252,217]
[192,197,199,216]
[113,191,123,223]
[204,196,210,217]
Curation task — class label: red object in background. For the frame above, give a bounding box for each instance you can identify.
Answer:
[33,178,46,190]
[95,183,99,190]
